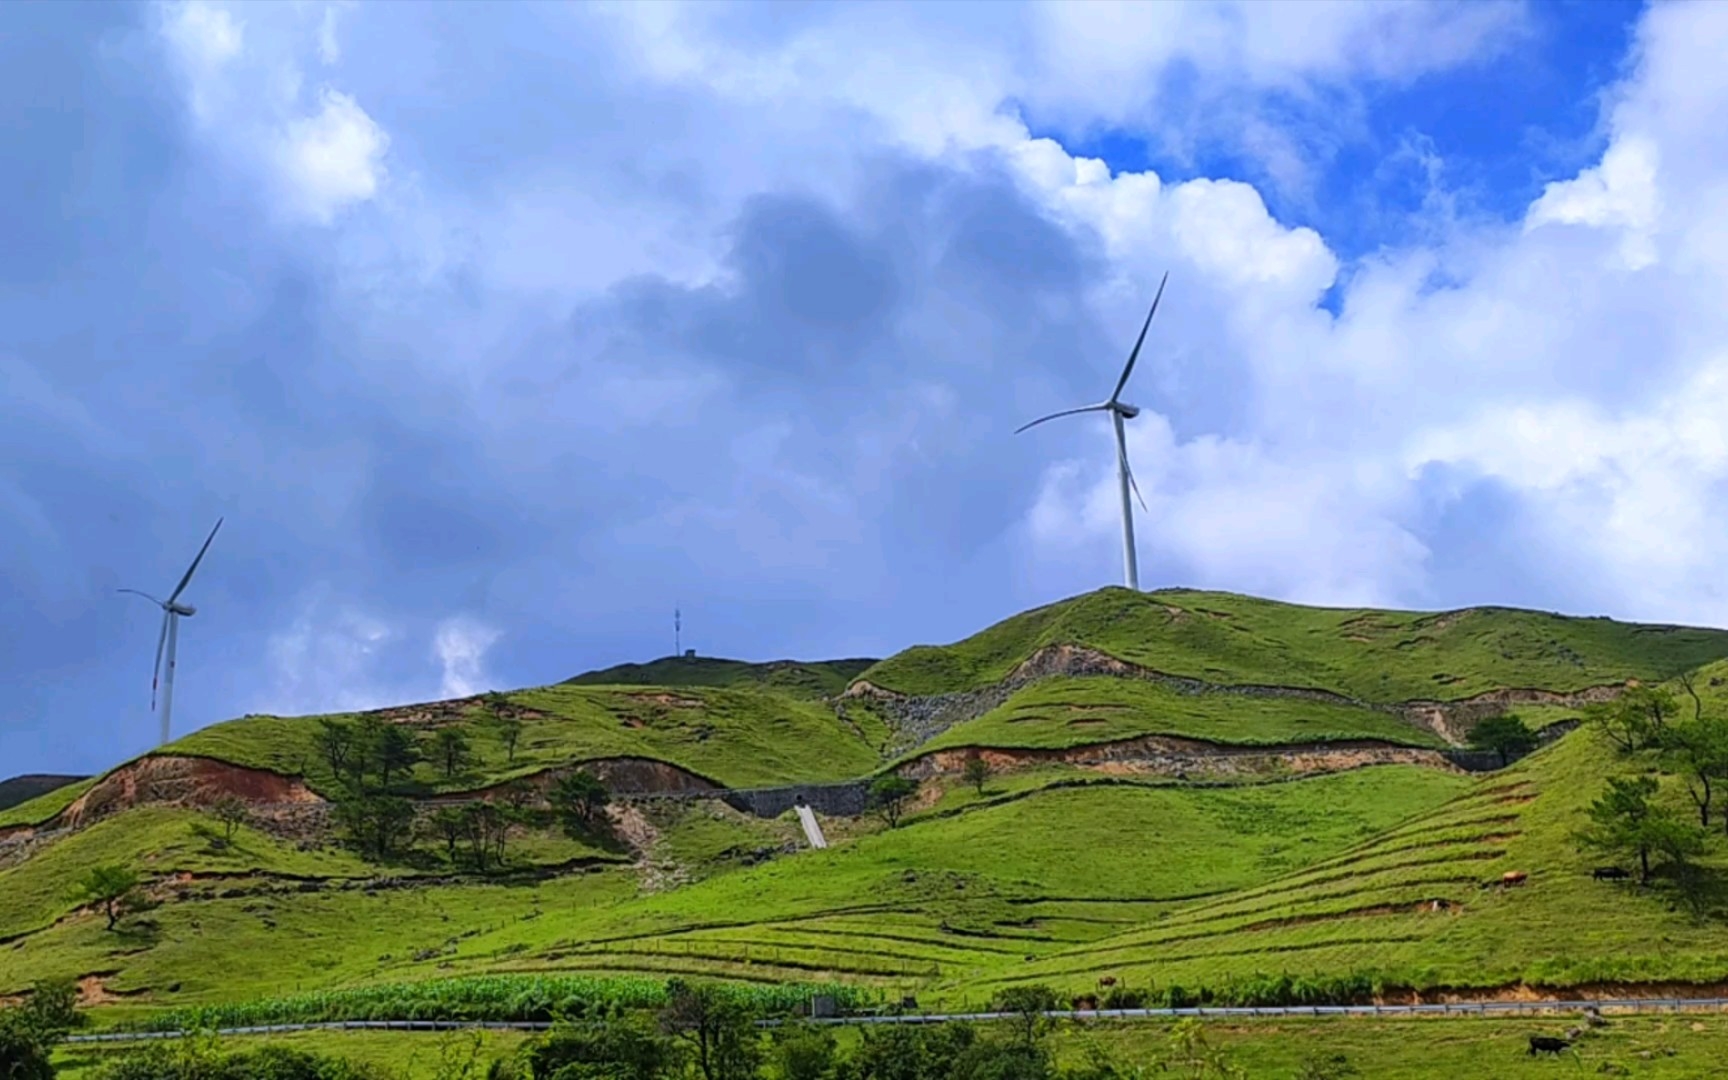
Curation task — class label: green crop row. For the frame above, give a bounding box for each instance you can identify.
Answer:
[127,975,879,1032]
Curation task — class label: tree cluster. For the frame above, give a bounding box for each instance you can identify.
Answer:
[0,978,80,1080]
[1577,674,1728,913]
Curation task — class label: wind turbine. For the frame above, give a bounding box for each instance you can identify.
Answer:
[1016,272,1169,592]
[120,518,223,747]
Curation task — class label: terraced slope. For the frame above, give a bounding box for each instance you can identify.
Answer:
[566,656,876,699]
[859,587,1728,703]
[987,727,1728,1000]
[0,763,1467,1011]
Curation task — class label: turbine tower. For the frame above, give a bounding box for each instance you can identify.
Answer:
[120,517,223,747]
[1016,272,1169,591]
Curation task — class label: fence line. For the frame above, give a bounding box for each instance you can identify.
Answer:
[61,996,1728,1044]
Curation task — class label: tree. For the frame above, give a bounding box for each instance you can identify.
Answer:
[461,801,516,871]
[869,775,918,829]
[426,805,468,864]
[658,980,761,1080]
[1661,714,1728,829]
[963,755,992,796]
[549,771,610,837]
[993,985,1058,1052]
[1467,715,1539,767]
[1576,776,1705,885]
[524,1014,677,1080]
[0,977,82,1080]
[210,795,249,844]
[493,713,524,764]
[376,724,423,790]
[770,1023,838,1080]
[334,794,418,861]
[317,718,356,780]
[1586,686,1678,754]
[73,863,142,931]
[432,726,473,779]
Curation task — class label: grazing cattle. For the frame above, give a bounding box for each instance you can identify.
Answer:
[1502,870,1528,887]
[1528,1035,1570,1056]
[1593,866,1630,881]
[1098,976,1118,988]
[1072,995,1098,1011]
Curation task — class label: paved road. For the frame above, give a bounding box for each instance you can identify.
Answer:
[60,997,1728,1044]
[795,804,828,849]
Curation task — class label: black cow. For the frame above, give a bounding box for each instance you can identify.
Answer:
[1593,866,1630,881]
[1529,1035,1571,1056]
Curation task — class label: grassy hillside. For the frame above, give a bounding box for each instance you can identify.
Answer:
[169,683,888,797]
[915,676,1445,755]
[566,656,876,699]
[0,765,1466,1010]
[0,774,86,814]
[0,777,96,828]
[988,726,1728,999]
[860,587,1728,702]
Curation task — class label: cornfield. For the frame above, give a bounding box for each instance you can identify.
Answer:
[129,975,876,1032]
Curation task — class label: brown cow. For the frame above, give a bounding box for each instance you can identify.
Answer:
[1098,976,1118,988]
[1501,870,1528,887]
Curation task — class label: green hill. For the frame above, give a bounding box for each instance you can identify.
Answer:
[9,585,1728,1047]
[566,656,876,699]
[0,774,86,814]
[857,587,1728,702]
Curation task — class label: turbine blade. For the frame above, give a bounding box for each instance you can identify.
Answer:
[168,517,223,604]
[1014,403,1110,435]
[118,588,166,607]
[152,612,170,711]
[1110,271,1170,405]
[1116,430,1149,513]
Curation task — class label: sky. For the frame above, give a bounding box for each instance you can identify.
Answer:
[4,0,1726,778]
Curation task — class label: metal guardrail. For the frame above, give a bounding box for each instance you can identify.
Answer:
[61,997,1728,1044]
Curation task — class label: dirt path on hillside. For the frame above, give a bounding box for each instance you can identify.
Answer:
[900,735,1459,782]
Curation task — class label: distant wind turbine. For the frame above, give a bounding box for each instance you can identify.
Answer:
[120,518,223,747]
[1016,272,1169,592]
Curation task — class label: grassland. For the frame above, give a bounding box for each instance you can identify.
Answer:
[0,778,97,829]
[860,587,1728,701]
[0,765,1468,1014]
[168,683,888,798]
[987,728,1728,1000]
[565,655,877,698]
[916,676,1445,755]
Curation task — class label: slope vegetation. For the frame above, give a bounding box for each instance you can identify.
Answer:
[989,726,1728,999]
[566,656,876,699]
[859,587,1728,702]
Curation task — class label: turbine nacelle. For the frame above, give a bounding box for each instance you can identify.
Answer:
[168,603,196,617]
[1112,402,1141,420]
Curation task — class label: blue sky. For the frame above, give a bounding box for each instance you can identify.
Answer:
[5,0,1728,779]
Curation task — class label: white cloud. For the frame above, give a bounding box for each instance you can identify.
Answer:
[263,598,399,715]
[154,0,388,226]
[275,88,389,224]
[433,617,500,699]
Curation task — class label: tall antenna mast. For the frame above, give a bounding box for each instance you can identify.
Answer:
[674,606,681,657]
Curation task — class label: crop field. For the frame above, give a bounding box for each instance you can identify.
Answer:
[859,587,1728,701]
[915,675,1446,754]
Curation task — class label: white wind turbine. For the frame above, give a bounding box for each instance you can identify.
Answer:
[120,518,223,747]
[1016,272,1169,592]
